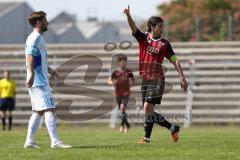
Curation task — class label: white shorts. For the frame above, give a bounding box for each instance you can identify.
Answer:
[28,86,56,111]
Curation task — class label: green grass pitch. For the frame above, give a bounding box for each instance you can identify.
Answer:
[0,125,239,160]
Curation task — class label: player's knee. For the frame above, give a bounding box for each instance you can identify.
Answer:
[2,111,6,117]
[6,111,12,117]
[143,107,149,114]
[120,105,125,112]
[143,102,154,113]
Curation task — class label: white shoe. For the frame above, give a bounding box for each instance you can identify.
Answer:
[51,141,72,149]
[24,142,40,148]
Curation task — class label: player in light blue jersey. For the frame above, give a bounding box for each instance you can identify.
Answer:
[24,11,71,149]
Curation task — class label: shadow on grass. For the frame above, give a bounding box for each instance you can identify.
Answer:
[71,145,119,149]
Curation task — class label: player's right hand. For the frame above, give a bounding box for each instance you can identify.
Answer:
[123,5,130,16]
[26,76,34,88]
[180,78,188,92]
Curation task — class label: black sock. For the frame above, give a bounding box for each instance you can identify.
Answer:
[2,117,6,130]
[125,121,130,128]
[154,112,172,129]
[120,112,130,128]
[123,112,130,128]
[120,112,127,127]
[144,113,154,139]
[8,116,12,130]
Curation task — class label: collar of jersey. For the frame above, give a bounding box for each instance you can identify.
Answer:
[148,32,162,41]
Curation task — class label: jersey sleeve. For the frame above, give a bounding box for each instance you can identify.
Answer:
[25,36,41,57]
[111,70,118,79]
[0,80,2,91]
[127,70,134,79]
[132,28,147,42]
[164,41,178,62]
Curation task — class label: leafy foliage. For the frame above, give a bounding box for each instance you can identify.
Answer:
[157,0,240,41]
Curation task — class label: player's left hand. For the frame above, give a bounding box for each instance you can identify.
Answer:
[180,78,188,92]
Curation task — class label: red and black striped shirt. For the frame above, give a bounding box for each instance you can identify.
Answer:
[132,29,177,80]
[111,68,134,97]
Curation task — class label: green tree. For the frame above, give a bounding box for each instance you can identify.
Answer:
[156,0,240,41]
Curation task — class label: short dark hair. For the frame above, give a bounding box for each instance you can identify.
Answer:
[117,54,127,62]
[147,16,164,32]
[27,11,46,27]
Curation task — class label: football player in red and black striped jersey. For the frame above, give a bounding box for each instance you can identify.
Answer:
[124,5,188,144]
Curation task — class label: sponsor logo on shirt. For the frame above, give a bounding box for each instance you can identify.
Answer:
[159,42,165,46]
[147,46,160,54]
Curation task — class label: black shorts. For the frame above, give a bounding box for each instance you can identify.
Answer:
[0,98,15,111]
[116,96,129,108]
[141,79,165,105]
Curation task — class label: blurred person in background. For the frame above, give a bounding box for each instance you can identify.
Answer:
[0,70,16,131]
[108,54,134,133]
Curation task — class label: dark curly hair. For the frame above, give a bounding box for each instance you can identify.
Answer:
[27,11,46,27]
[147,16,164,32]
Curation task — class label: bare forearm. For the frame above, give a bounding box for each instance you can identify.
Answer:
[107,77,113,85]
[112,79,117,86]
[27,57,34,78]
[173,60,188,91]
[124,5,137,34]
[28,66,34,78]
[26,55,35,87]
[173,60,186,79]
[107,77,118,86]
[127,14,137,34]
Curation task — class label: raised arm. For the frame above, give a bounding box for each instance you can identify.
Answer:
[124,5,137,34]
